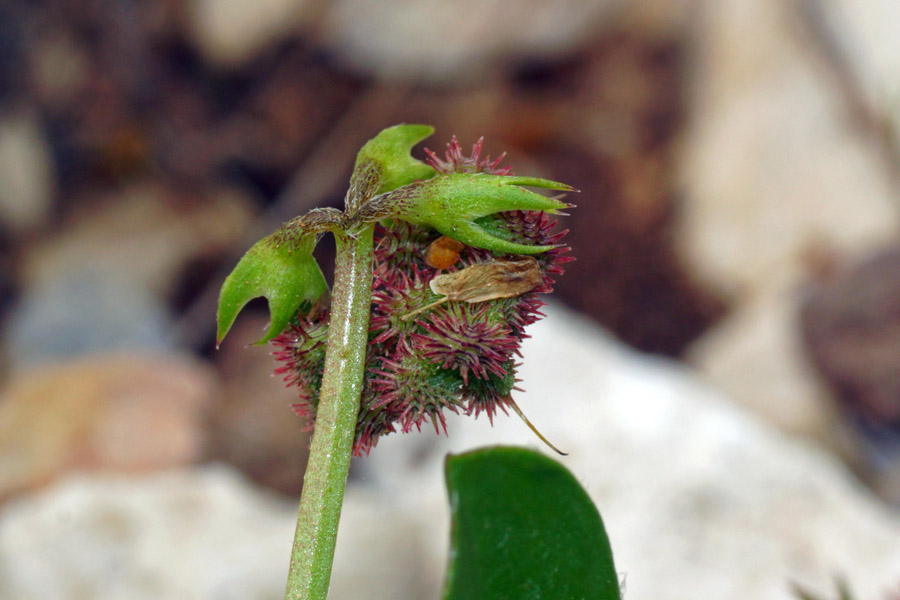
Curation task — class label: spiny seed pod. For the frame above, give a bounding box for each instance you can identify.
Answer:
[272,137,573,456]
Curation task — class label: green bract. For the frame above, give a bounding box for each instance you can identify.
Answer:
[216,213,333,346]
[368,172,573,254]
[352,124,436,202]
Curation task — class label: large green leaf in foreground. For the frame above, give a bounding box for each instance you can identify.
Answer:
[443,447,620,600]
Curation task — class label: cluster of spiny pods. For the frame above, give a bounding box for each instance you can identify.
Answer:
[272,138,571,455]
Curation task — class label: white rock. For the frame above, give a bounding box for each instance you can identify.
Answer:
[685,283,840,441]
[321,0,623,82]
[0,467,294,600]
[676,0,900,438]
[2,306,899,600]
[678,0,900,299]
[22,182,254,298]
[0,467,443,600]
[820,0,900,119]
[186,0,317,67]
[0,354,216,501]
[7,180,255,364]
[6,272,174,364]
[0,111,54,235]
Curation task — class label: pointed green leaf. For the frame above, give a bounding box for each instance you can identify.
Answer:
[500,176,578,192]
[354,124,437,198]
[216,227,328,346]
[443,447,620,600]
[406,173,570,218]
[367,172,571,254]
[439,221,557,255]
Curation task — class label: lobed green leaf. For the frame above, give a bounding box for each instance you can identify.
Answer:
[353,124,437,199]
[216,226,328,346]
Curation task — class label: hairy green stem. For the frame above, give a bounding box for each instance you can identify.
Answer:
[285,225,374,600]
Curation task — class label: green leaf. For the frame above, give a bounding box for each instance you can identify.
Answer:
[354,124,437,198]
[443,447,620,600]
[216,220,330,346]
[381,173,572,254]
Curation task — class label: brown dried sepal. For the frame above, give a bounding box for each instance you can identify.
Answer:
[401,257,542,321]
[430,256,542,301]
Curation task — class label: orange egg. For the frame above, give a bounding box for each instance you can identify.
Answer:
[425,236,465,269]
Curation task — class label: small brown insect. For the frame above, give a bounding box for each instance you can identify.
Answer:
[400,256,542,322]
[425,235,465,269]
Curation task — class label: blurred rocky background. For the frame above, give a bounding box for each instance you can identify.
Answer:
[1,0,899,598]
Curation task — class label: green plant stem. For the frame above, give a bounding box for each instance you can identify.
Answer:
[285,225,374,600]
